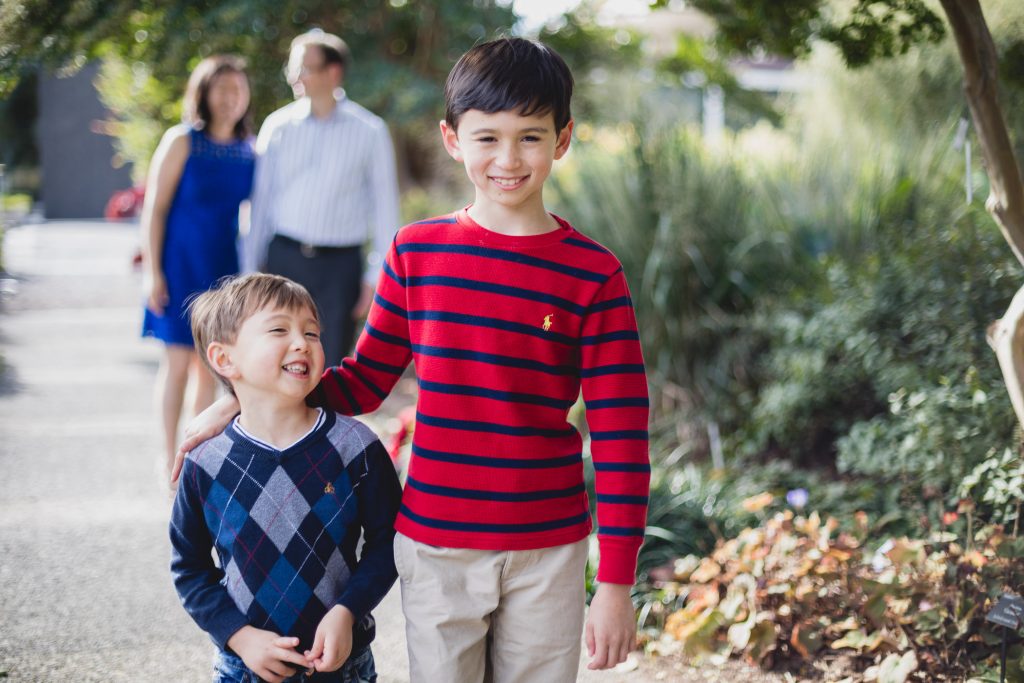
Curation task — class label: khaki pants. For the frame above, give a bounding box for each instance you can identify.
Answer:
[393,533,589,683]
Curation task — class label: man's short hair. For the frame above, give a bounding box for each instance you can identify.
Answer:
[188,273,319,392]
[444,37,574,133]
[290,29,351,74]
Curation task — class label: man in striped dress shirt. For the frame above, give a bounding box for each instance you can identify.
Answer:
[179,37,650,683]
[246,30,400,366]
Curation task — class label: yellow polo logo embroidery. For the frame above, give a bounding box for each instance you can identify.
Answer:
[324,482,335,494]
[542,314,554,331]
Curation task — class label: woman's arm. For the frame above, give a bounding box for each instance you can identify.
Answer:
[140,127,190,314]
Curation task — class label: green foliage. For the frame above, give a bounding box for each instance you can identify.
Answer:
[650,510,1024,680]
[0,0,131,94]
[960,449,1024,530]
[558,16,1024,626]
[94,56,177,184]
[398,185,465,225]
[746,199,1021,482]
[635,457,914,584]
[551,123,804,431]
[2,0,518,173]
[650,0,946,68]
[537,4,643,77]
[0,193,30,213]
[534,3,644,122]
[657,34,780,126]
[819,0,947,67]
[553,91,1021,501]
[0,71,37,172]
[732,0,1024,487]
[798,0,1024,168]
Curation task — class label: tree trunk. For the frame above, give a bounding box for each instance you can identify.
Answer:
[988,286,1024,426]
[939,0,1024,427]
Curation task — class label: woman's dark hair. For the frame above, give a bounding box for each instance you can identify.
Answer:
[183,55,252,139]
[444,37,574,133]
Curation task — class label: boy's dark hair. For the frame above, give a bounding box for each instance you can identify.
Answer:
[183,54,252,139]
[290,29,351,75]
[188,273,320,393]
[444,37,573,133]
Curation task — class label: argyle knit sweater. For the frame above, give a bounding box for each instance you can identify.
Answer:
[169,411,402,652]
[314,210,650,584]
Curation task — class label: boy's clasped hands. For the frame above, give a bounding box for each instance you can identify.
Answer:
[226,605,354,683]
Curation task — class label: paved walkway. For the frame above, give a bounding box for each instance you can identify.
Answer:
[0,221,658,682]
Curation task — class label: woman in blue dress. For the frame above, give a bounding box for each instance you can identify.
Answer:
[140,55,255,480]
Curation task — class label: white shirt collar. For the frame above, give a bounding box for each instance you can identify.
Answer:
[232,408,325,452]
[294,90,348,121]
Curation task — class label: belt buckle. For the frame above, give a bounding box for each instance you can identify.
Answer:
[300,243,317,258]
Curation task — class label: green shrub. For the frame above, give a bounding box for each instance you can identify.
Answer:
[551,124,805,436]
[743,197,1021,493]
[960,448,1024,531]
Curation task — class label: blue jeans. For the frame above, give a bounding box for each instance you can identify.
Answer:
[213,646,376,683]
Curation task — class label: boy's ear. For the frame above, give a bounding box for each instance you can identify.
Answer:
[554,119,574,160]
[439,120,463,162]
[207,342,240,382]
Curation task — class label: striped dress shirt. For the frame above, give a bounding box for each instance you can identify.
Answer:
[245,94,400,284]
[314,210,650,584]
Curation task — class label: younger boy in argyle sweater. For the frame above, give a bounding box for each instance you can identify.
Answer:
[170,273,401,683]
[177,38,649,682]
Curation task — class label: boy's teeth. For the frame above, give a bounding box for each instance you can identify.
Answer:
[283,363,307,374]
[493,177,523,186]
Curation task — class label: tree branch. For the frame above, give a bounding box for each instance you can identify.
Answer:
[988,287,1024,428]
[939,0,1024,266]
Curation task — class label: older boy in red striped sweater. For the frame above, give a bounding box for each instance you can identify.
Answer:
[177,36,650,683]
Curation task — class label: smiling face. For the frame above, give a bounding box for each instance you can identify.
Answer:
[441,109,573,223]
[209,304,324,406]
[205,69,250,130]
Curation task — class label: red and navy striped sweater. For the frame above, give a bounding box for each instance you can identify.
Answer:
[315,209,650,584]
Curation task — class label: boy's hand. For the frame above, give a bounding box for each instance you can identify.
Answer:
[352,282,374,320]
[305,604,355,673]
[226,625,310,683]
[171,394,240,483]
[585,583,636,670]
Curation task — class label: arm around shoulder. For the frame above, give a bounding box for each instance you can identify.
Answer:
[313,238,412,416]
[172,393,240,483]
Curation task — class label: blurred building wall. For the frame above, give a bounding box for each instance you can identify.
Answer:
[36,62,133,218]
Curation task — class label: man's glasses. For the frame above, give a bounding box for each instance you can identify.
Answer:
[283,63,327,84]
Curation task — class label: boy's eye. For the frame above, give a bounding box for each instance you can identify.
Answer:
[270,327,286,333]
[305,332,320,340]
[475,136,496,143]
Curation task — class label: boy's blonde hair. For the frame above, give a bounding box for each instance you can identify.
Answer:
[188,273,320,392]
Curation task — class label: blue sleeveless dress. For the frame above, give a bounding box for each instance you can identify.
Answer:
[142,127,255,346]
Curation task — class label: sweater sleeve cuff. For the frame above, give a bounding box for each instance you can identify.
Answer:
[596,536,642,585]
[209,610,251,652]
[335,592,370,622]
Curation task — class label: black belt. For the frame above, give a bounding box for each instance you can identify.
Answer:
[272,234,361,258]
